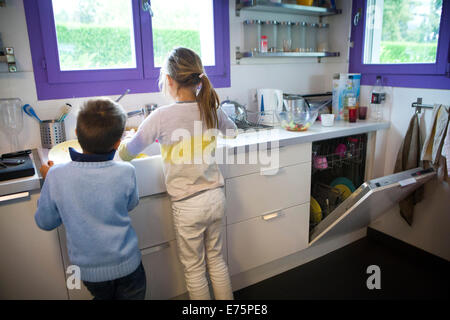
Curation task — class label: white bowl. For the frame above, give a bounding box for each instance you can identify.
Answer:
[321,114,335,127]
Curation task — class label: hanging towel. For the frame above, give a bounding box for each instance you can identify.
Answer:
[394,113,424,226]
[445,121,450,178]
[421,104,450,181]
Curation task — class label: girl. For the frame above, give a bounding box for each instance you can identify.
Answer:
[119,47,237,300]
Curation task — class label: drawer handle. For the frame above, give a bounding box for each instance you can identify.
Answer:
[260,167,283,176]
[262,212,282,221]
[141,242,170,256]
[0,191,30,203]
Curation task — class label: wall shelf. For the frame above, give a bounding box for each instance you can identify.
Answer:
[236,0,342,17]
[235,48,340,63]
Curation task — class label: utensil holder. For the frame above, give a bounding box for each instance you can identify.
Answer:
[40,120,66,149]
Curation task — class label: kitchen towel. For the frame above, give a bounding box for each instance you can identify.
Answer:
[420,104,450,181]
[445,120,450,178]
[394,112,423,226]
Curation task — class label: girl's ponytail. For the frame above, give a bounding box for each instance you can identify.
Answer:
[196,74,219,129]
[159,47,220,129]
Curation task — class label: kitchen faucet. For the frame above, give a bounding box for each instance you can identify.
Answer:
[127,104,158,119]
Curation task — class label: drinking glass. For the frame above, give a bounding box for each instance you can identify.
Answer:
[0,98,24,152]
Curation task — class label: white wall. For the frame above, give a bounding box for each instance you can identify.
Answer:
[361,85,450,261]
[0,0,351,154]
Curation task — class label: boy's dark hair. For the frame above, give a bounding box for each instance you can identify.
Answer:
[76,98,127,154]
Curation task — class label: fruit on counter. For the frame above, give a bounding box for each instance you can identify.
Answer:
[281,120,312,132]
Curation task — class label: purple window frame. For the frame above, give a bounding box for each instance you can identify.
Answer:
[349,0,450,90]
[23,0,230,101]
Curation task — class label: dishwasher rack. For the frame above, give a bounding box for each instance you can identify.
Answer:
[310,134,368,229]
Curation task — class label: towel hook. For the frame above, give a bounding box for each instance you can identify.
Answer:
[412,97,433,114]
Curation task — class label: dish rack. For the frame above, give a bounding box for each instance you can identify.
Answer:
[310,134,368,230]
[312,134,366,174]
[234,110,274,131]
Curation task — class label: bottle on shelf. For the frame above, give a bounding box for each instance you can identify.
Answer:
[370,76,386,121]
[260,35,268,53]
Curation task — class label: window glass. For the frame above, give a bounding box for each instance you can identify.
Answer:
[151,0,215,67]
[51,0,136,71]
[364,0,442,64]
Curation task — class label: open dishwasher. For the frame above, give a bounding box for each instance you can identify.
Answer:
[308,133,435,245]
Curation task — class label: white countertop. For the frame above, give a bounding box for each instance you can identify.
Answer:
[217,119,390,152]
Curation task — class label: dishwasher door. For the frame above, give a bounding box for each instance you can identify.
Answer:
[309,167,436,246]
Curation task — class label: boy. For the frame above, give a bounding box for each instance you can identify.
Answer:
[35,98,146,300]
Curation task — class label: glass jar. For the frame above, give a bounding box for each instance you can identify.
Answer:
[291,22,308,52]
[317,23,330,52]
[277,21,292,52]
[243,19,262,53]
[261,20,279,52]
[307,23,318,52]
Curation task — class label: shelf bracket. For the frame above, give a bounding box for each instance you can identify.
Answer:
[235,46,242,64]
[0,47,17,73]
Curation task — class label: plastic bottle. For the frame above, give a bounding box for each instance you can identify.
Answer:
[370,76,386,121]
[343,80,356,121]
[260,35,268,53]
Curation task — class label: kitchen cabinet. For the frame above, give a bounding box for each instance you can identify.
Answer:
[224,143,312,275]
[220,142,311,179]
[0,191,68,299]
[227,203,309,275]
[130,193,175,250]
[225,162,311,224]
[142,226,228,300]
[141,240,186,300]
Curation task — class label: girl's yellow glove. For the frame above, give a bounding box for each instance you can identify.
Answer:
[118,141,136,162]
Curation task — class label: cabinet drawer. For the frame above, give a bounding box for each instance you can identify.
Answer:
[130,193,175,249]
[226,162,311,225]
[227,203,309,276]
[142,240,186,300]
[220,143,311,179]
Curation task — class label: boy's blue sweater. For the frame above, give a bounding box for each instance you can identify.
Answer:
[35,149,141,282]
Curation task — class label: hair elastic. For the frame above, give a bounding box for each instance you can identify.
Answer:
[199,73,205,79]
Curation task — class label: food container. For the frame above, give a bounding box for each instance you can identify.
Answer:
[317,23,330,52]
[243,19,262,53]
[321,114,335,126]
[277,21,292,52]
[291,22,304,52]
[307,23,318,52]
[261,20,279,52]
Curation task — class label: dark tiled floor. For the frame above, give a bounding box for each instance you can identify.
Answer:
[234,234,450,300]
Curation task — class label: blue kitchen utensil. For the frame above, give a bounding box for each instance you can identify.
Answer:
[22,104,42,123]
[57,103,72,122]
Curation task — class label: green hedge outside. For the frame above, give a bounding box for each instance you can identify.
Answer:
[380,41,438,64]
[55,24,201,69]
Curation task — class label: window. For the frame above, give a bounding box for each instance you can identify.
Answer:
[151,0,215,67]
[349,0,450,89]
[23,0,230,100]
